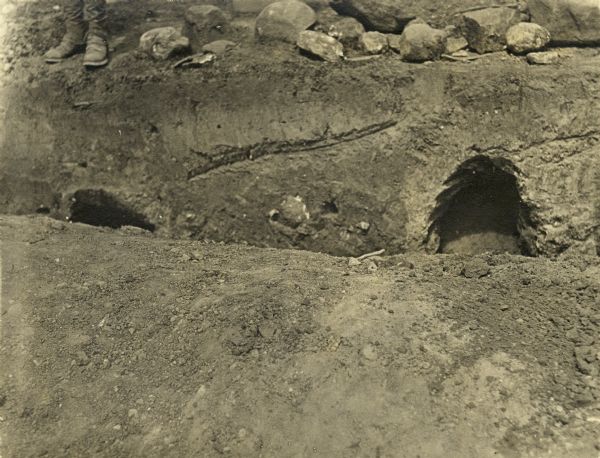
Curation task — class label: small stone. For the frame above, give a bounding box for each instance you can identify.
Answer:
[461,260,490,279]
[202,40,236,55]
[297,30,344,62]
[361,344,377,360]
[327,17,365,47]
[255,0,316,43]
[388,23,446,62]
[113,424,122,431]
[574,347,597,375]
[139,27,190,60]
[357,221,370,232]
[452,49,469,57]
[259,323,277,339]
[445,36,468,54]
[359,31,388,54]
[366,261,378,272]
[76,351,90,366]
[128,409,138,418]
[278,195,310,227]
[506,22,550,54]
[500,304,509,311]
[348,257,362,266]
[463,7,520,54]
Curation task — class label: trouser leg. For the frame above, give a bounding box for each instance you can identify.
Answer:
[44,0,85,62]
[85,0,107,39]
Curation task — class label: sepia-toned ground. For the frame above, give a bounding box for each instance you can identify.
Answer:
[1,1,600,457]
[1,216,600,457]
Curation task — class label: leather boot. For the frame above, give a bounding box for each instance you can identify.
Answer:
[44,0,85,63]
[83,0,108,67]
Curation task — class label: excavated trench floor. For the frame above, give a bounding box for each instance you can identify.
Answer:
[1,1,600,457]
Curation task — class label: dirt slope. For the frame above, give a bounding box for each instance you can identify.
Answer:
[1,216,599,457]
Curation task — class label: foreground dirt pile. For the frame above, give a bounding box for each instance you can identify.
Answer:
[1,216,599,457]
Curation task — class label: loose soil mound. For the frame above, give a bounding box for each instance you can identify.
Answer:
[1,216,599,457]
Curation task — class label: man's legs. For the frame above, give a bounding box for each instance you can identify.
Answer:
[83,0,108,67]
[44,0,86,63]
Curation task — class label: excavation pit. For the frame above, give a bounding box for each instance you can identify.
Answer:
[69,189,155,232]
[428,156,534,256]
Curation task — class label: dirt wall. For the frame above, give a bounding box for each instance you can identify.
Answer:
[2,49,599,256]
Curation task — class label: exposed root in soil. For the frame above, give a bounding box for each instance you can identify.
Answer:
[427,156,535,256]
[187,119,397,180]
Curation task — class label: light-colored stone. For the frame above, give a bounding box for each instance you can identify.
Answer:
[297,30,344,62]
[328,17,365,47]
[361,344,378,360]
[463,7,520,54]
[139,27,190,60]
[329,0,414,33]
[202,40,236,55]
[445,36,468,54]
[255,0,316,43]
[529,0,600,44]
[526,50,559,65]
[506,22,550,54]
[279,195,311,227]
[389,23,446,62]
[359,31,388,54]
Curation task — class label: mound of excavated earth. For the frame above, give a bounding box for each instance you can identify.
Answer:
[1,216,599,457]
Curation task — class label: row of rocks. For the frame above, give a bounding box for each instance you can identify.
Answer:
[135,0,562,65]
[463,7,550,55]
[255,1,555,63]
[327,0,600,46]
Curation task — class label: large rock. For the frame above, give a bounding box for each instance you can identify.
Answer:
[232,0,275,13]
[232,0,327,13]
[359,31,388,54]
[297,30,344,62]
[327,17,365,47]
[528,0,600,44]
[139,27,190,60]
[463,7,520,53]
[389,23,446,62]
[506,22,550,54]
[329,0,415,33]
[255,0,316,43]
[184,5,229,43]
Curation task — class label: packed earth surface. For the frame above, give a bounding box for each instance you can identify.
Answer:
[1,0,600,457]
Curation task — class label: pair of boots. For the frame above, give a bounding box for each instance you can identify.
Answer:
[45,0,108,67]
